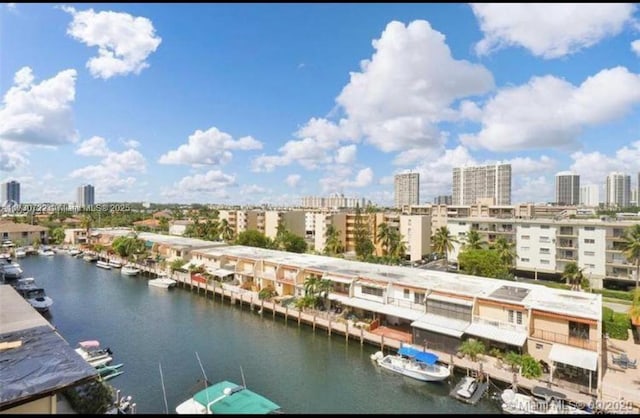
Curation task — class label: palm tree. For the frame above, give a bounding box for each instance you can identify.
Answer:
[562,261,585,291]
[80,215,92,236]
[622,224,640,290]
[431,226,457,270]
[219,219,235,242]
[324,224,344,255]
[390,231,407,261]
[376,223,393,256]
[462,229,486,250]
[492,236,517,272]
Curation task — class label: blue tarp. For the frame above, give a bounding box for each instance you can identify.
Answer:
[397,346,438,365]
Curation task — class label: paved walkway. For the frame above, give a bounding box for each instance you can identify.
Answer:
[600,330,640,412]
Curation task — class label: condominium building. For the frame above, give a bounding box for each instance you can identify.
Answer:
[301,194,366,209]
[186,244,602,395]
[76,184,95,208]
[218,209,248,237]
[555,172,580,205]
[605,172,630,208]
[433,195,452,205]
[446,216,640,289]
[580,185,600,207]
[1,180,20,205]
[394,172,420,208]
[452,163,511,206]
[0,222,48,244]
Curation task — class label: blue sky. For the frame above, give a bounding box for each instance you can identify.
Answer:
[1,3,639,205]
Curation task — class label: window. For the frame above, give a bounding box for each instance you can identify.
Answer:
[584,226,595,231]
[508,310,514,323]
[516,311,523,325]
[584,251,595,256]
[584,238,595,244]
[508,310,523,325]
[540,259,550,264]
[520,246,530,252]
[535,343,543,350]
[521,258,530,262]
[521,235,530,240]
[426,300,471,322]
[539,236,550,243]
[22,232,28,237]
[404,289,410,299]
[414,292,425,305]
[361,286,384,297]
[521,225,530,229]
[458,222,466,225]
[569,321,589,340]
[541,225,549,229]
[586,263,595,268]
[540,248,550,254]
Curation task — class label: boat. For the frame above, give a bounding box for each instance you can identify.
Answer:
[83,253,98,262]
[96,260,112,270]
[500,388,592,414]
[14,248,26,258]
[75,340,113,368]
[108,260,122,268]
[12,277,54,314]
[121,265,140,276]
[38,249,55,256]
[97,363,124,381]
[370,345,451,382]
[449,374,489,405]
[1,262,23,280]
[148,276,177,289]
[68,248,82,256]
[176,380,282,414]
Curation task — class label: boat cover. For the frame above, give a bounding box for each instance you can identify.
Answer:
[397,346,438,365]
[192,380,281,414]
[79,340,100,349]
[0,325,97,408]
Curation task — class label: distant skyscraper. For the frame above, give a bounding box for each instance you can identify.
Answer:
[433,195,452,205]
[555,172,580,205]
[452,163,511,206]
[638,172,640,207]
[77,184,95,208]
[579,185,599,207]
[605,172,630,208]
[394,172,420,208]
[1,180,20,204]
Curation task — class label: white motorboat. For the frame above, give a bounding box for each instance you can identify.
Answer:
[108,260,122,268]
[370,345,450,382]
[12,277,54,314]
[176,379,281,414]
[75,340,113,368]
[14,249,26,258]
[450,375,489,405]
[148,276,177,289]
[68,248,82,256]
[121,265,140,276]
[96,260,112,270]
[38,249,55,256]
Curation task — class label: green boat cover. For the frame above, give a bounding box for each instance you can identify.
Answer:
[192,380,281,414]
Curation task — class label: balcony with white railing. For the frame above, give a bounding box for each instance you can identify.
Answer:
[385,297,426,312]
[471,315,528,333]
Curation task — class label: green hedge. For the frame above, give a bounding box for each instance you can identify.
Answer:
[541,282,571,290]
[602,306,631,340]
[592,289,633,301]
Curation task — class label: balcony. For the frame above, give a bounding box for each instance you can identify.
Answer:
[558,228,577,237]
[530,329,596,351]
[472,315,527,333]
[386,297,426,312]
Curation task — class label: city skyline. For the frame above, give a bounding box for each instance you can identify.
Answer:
[1,4,640,205]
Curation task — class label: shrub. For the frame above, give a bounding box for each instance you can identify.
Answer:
[258,285,277,300]
[520,354,543,379]
[593,288,634,301]
[458,338,486,361]
[603,306,631,340]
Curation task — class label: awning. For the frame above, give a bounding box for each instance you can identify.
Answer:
[411,313,470,338]
[328,294,424,321]
[464,322,527,347]
[355,281,387,290]
[426,293,473,307]
[549,343,598,371]
[208,267,235,277]
[323,274,355,285]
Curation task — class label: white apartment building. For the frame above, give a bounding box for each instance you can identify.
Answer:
[394,172,420,208]
[446,217,640,289]
[452,163,511,206]
[580,185,600,207]
[263,210,306,240]
[398,215,431,262]
[606,172,631,208]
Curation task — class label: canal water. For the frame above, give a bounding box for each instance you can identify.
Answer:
[19,254,502,414]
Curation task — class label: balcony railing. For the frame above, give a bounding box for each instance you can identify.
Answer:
[386,297,426,312]
[472,315,527,333]
[530,328,596,351]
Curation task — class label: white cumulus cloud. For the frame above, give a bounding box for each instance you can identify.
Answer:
[335,145,357,165]
[471,3,637,58]
[159,127,262,166]
[570,140,640,186]
[63,6,162,79]
[632,39,640,56]
[0,66,78,145]
[460,67,640,152]
[173,170,236,193]
[0,141,28,172]
[285,174,301,188]
[75,136,110,157]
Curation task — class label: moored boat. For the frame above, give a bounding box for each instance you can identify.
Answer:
[370,345,450,382]
[108,260,122,268]
[75,340,113,368]
[148,276,177,289]
[121,265,140,276]
[449,375,489,405]
[96,260,111,270]
[83,253,99,262]
[176,380,281,414]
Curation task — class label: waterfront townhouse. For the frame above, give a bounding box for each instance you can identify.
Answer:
[0,221,48,245]
[187,244,602,394]
[63,228,89,245]
[446,217,640,289]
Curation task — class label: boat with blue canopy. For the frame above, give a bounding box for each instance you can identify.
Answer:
[370,344,450,382]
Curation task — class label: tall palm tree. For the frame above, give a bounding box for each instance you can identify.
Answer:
[462,229,486,251]
[622,224,640,290]
[324,224,343,255]
[219,219,235,242]
[431,226,457,271]
[376,223,393,256]
[390,231,407,261]
[562,261,585,291]
[493,236,517,272]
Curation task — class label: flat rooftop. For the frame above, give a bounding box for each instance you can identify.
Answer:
[0,285,97,410]
[93,228,227,249]
[194,245,601,320]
